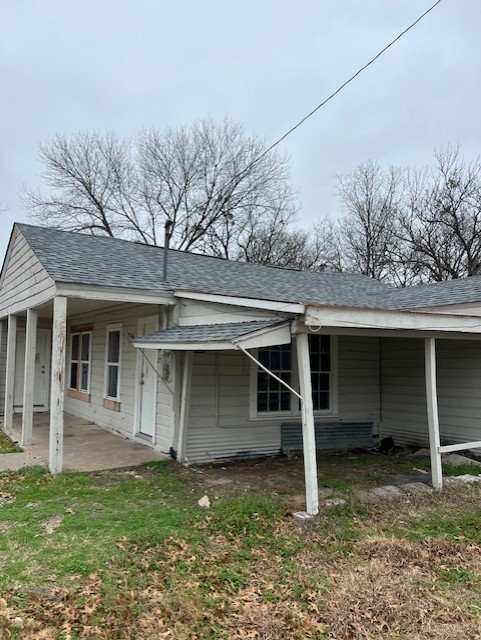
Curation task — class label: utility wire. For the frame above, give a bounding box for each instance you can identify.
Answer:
[256,0,443,164]
[205,0,443,203]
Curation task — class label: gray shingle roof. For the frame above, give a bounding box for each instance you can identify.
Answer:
[135,320,286,344]
[380,277,481,310]
[15,223,481,311]
[16,224,393,308]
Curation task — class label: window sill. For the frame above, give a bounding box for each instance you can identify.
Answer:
[67,389,90,402]
[249,411,339,422]
[103,398,121,412]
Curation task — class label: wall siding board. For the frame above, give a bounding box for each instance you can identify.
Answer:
[0,231,56,317]
[185,335,381,463]
[64,303,174,453]
[179,299,278,326]
[380,338,481,448]
[0,320,6,413]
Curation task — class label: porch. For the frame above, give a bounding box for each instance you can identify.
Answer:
[4,412,167,472]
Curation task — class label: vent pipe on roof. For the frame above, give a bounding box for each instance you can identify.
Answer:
[163,219,174,281]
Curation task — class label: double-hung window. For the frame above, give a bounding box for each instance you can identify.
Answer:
[254,335,336,417]
[69,328,92,399]
[105,326,122,402]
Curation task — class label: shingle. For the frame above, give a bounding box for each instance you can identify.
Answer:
[135,320,285,344]
[18,223,481,311]
[16,224,393,308]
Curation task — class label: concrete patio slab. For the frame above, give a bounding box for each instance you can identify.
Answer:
[2,413,168,472]
[0,452,35,472]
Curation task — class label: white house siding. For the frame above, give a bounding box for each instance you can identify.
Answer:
[0,320,6,413]
[381,337,481,448]
[178,298,279,326]
[64,303,174,453]
[184,335,381,463]
[0,229,56,318]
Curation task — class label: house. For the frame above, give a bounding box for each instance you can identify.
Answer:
[2,222,481,515]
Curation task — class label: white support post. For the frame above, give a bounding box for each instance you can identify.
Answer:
[425,337,443,489]
[177,350,192,463]
[4,314,17,432]
[49,296,67,475]
[22,308,38,446]
[296,333,319,516]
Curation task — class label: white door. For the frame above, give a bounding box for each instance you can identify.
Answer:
[136,317,159,438]
[14,329,51,410]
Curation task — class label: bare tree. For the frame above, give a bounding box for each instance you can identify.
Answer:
[24,120,298,259]
[335,161,404,281]
[401,145,481,281]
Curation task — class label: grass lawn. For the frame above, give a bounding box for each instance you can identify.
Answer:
[0,454,480,639]
[0,430,22,454]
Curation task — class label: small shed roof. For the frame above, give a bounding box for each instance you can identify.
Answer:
[133,320,291,350]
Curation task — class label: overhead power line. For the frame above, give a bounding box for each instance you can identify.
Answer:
[257,0,443,163]
[198,0,443,211]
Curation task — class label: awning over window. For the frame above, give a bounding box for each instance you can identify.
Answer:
[132,319,291,351]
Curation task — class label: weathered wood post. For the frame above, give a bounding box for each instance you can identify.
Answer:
[4,314,17,432]
[296,332,319,515]
[22,307,38,446]
[49,296,67,474]
[425,337,443,489]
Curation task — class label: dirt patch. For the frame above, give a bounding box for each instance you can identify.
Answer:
[41,515,62,534]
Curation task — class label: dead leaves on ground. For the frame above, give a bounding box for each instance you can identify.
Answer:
[1,526,481,638]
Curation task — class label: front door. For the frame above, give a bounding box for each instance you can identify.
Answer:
[136,316,159,438]
[14,329,51,410]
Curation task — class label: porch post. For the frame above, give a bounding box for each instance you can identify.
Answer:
[4,314,17,432]
[177,350,192,463]
[49,296,67,474]
[425,337,443,489]
[296,333,319,516]
[21,308,38,446]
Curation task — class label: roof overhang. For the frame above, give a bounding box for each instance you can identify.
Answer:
[305,305,481,335]
[56,282,176,306]
[133,320,291,351]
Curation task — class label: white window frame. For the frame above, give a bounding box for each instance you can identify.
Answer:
[69,330,93,394]
[104,324,122,401]
[249,336,338,420]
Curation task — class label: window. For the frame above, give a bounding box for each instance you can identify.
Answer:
[254,335,336,417]
[309,334,331,410]
[105,326,121,400]
[257,344,292,413]
[69,329,92,397]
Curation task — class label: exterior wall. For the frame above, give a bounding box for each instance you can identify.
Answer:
[0,229,56,318]
[184,335,381,463]
[64,303,175,453]
[381,337,481,448]
[0,320,6,414]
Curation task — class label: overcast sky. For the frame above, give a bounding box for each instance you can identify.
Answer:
[1,0,479,259]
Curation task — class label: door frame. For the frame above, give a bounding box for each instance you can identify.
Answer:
[13,328,51,412]
[134,315,159,442]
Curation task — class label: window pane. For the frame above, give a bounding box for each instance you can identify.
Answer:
[107,365,119,398]
[281,348,291,370]
[320,373,330,391]
[269,393,280,412]
[318,392,329,410]
[320,335,330,352]
[108,331,120,363]
[309,334,320,351]
[258,372,268,391]
[81,333,90,361]
[270,348,280,370]
[257,393,267,412]
[258,348,269,366]
[70,362,78,389]
[280,392,290,411]
[71,334,79,359]
[80,363,89,392]
[321,354,330,371]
